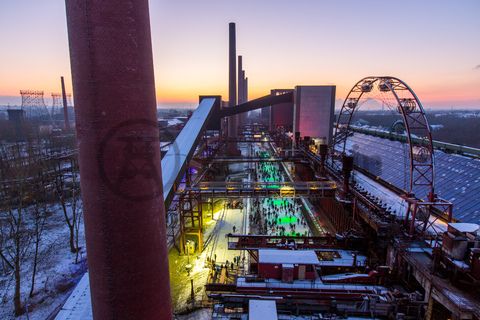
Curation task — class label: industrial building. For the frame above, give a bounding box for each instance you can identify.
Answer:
[50,2,480,320]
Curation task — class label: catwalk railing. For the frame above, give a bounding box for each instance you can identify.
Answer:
[179,180,337,198]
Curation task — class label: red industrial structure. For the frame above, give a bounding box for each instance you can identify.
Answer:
[257,249,319,281]
[64,1,172,319]
[54,5,480,320]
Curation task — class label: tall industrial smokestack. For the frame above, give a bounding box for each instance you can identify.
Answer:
[60,76,70,130]
[241,71,246,102]
[229,23,236,107]
[64,1,172,319]
[239,58,249,127]
[228,22,237,138]
[238,55,243,104]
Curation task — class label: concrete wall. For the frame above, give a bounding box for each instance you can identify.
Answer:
[258,263,316,280]
[261,106,271,128]
[293,86,336,143]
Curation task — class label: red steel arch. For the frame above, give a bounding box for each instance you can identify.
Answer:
[333,76,435,201]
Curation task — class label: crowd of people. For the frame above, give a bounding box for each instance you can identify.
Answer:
[251,197,310,237]
[206,254,244,284]
[256,152,284,183]
[251,147,311,237]
[207,144,313,286]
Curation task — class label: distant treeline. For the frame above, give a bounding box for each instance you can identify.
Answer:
[157,108,193,118]
[347,110,480,149]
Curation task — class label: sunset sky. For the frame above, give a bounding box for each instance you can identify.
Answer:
[0,0,479,109]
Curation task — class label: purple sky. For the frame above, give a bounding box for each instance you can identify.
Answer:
[0,0,479,109]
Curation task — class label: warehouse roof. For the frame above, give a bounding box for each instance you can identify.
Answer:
[258,249,319,265]
[344,132,480,223]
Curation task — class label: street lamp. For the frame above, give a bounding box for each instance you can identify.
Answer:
[185,240,194,272]
[184,240,196,306]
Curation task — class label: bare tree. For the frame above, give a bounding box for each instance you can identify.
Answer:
[27,144,53,298]
[51,153,82,254]
[0,141,38,315]
[1,207,31,316]
[71,169,83,264]
[0,132,82,315]
[28,200,48,298]
[0,218,14,274]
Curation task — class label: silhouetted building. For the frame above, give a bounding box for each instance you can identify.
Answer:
[294,86,335,143]
[7,109,26,139]
[270,89,294,131]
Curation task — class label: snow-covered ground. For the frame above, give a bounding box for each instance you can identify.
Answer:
[205,208,245,265]
[168,154,249,312]
[0,203,86,320]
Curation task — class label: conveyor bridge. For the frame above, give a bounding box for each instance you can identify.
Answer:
[179,181,336,198]
[226,234,362,250]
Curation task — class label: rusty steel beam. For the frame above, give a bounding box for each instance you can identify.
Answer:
[64,1,172,319]
[219,91,294,118]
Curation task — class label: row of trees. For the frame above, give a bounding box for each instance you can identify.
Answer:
[350,111,480,148]
[0,135,82,316]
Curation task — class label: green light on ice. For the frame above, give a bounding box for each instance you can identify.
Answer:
[278,216,298,225]
[272,199,288,206]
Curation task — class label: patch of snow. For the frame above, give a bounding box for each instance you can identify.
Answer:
[249,300,277,320]
[448,223,479,234]
[259,250,319,265]
[55,273,92,320]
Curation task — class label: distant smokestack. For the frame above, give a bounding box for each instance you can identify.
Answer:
[60,76,70,130]
[229,23,236,108]
[238,55,243,104]
[238,61,248,127]
[228,22,237,138]
[244,77,248,125]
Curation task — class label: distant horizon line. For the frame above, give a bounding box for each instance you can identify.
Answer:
[1,104,480,112]
[0,95,479,111]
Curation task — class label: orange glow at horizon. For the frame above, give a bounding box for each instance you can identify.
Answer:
[0,1,479,109]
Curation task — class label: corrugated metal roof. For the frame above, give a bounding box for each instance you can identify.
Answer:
[345,133,480,223]
[258,249,319,265]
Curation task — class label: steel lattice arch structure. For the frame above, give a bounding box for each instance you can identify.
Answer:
[333,76,453,236]
[333,76,435,201]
